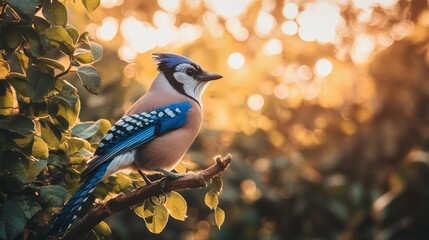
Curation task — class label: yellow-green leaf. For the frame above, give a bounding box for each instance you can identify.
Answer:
[211,176,223,193]
[32,136,49,159]
[215,207,225,229]
[0,60,10,79]
[89,41,103,62]
[0,81,15,116]
[27,159,47,181]
[134,200,169,234]
[13,134,34,148]
[93,221,112,239]
[44,26,73,46]
[77,66,101,94]
[204,191,218,210]
[42,0,67,27]
[3,27,23,50]
[39,119,63,149]
[82,0,100,15]
[164,191,187,221]
[37,57,65,72]
[174,161,187,174]
[48,96,81,131]
[74,48,94,64]
[64,136,90,154]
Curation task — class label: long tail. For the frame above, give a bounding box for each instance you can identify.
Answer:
[49,163,108,237]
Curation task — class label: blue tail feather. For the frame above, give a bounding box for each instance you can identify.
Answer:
[49,162,109,237]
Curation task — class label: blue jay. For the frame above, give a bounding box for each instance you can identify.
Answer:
[49,53,223,237]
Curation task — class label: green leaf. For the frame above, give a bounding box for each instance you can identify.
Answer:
[48,95,81,131]
[77,66,101,95]
[15,198,42,219]
[7,73,29,99]
[0,201,26,240]
[20,26,44,58]
[8,163,28,183]
[39,119,63,148]
[65,136,90,154]
[91,119,111,142]
[56,79,78,95]
[53,91,78,107]
[34,16,51,34]
[0,174,25,193]
[13,134,34,149]
[66,25,79,44]
[28,101,49,118]
[82,0,100,15]
[37,57,65,72]
[174,161,187,174]
[6,0,38,20]
[211,176,223,193]
[0,60,10,79]
[39,185,67,208]
[164,191,187,221]
[78,31,89,44]
[71,120,101,139]
[74,48,94,64]
[3,27,23,50]
[204,191,219,210]
[27,159,47,181]
[134,200,169,234]
[0,81,15,116]
[0,114,35,136]
[89,41,103,63]
[26,66,55,103]
[214,207,225,229]
[43,26,74,46]
[42,0,67,27]
[32,136,49,159]
[93,221,112,239]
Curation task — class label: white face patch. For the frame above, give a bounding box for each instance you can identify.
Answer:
[173,63,209,104]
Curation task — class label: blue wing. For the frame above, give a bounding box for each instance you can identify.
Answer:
[80,102,192,181]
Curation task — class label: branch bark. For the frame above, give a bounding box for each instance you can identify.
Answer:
[61,155,232,240]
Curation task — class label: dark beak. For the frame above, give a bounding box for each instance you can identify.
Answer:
[198,71,223,82]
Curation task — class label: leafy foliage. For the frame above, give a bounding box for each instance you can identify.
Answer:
[0,1,228,239]
[0,0,107,239]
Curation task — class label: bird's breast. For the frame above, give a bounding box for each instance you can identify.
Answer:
[133,101,202,172]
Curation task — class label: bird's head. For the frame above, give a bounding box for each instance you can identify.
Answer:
[153,53,223,104]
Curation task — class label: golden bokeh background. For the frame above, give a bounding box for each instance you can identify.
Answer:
[63,0,429,239]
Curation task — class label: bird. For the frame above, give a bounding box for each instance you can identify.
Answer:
[49,53,223,237]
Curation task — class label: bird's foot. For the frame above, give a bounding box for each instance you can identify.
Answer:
[138,169,153,185]
[154,168,186,179]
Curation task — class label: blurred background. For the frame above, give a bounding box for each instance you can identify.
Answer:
[66,0,429,239]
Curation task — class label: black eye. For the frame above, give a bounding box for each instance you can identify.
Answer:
[185,68,195,76]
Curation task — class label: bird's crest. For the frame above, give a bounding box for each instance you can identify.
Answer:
[152,53,197,71]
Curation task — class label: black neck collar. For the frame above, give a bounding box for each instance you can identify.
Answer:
[163,72,201,107]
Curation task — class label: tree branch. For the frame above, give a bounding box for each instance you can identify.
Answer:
[61,155,232,240]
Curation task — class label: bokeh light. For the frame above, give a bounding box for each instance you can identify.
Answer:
[228,52,245,69]
[297,2,342,43]
[100,0,124,8]
[273,84,289,99]
[157,0,181,13]
[282,2,299,19]
[206,0,253,18]
[247,94,265,111]
[255,11,276,38]
[314,58,333,77]
[297,65,313,81]
[263,38,283,56]
[96,17,118,41]
[65,1,429,239]
[281,20,298,36]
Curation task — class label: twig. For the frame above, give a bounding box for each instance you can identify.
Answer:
[61,155,232,240]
